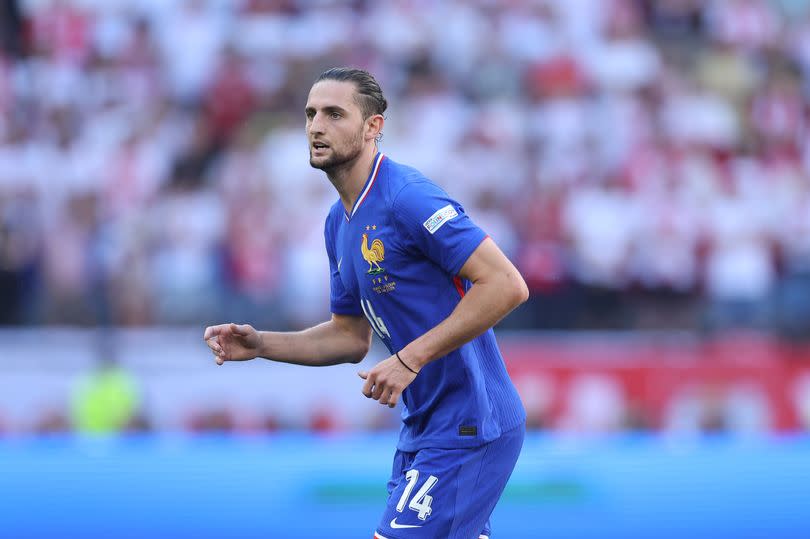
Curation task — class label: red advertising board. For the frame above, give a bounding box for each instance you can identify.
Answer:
[502,333,810,432]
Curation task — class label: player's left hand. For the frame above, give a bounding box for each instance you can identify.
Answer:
[358,354,418,408]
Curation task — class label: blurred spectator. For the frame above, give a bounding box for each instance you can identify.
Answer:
[665,381,772,435]
[794,371,810,430]
[70,339,144,434]
[186,407,235,432]
[707,0,781,52]
[560,374,628,433]
[513,373,555,429]
[0,190,40,324]
[33,408,71,434]
[156,0,229,103]
[642,0,705,43]
[702,171,777,331]
[665,384,729,434]
[203,44,257,145]
[585,0,662,92]
[0,0,26,58]
[30,0,91,64]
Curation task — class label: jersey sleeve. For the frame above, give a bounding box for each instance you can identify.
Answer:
[324,214,363,316]
[392,180,487,276]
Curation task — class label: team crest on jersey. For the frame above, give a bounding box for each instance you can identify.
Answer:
[361,227,397,293]
[361,231,386,275]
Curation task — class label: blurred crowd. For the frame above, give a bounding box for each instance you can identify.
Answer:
[2,0,810,333]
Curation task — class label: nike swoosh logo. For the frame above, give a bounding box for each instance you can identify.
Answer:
[337,257,342,271]
[390,517,421,529]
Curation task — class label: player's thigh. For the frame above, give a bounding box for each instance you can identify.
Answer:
[376,446,476,538]
[385,449,415,498]
[448,425,524,538]
[375,428,523,539]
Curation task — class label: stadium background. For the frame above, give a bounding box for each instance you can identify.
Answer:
[1,0,810,537]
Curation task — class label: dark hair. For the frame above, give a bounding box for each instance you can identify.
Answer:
[315,67,388,119]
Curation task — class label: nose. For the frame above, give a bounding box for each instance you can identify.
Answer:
[308,112,326,136]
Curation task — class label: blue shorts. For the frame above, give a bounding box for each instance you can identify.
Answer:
[374,423,525,539]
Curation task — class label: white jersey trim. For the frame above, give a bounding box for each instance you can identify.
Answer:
[349,152,384,219]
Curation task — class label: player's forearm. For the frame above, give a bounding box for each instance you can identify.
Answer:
[256,320,370,366]
[400,270,528,371]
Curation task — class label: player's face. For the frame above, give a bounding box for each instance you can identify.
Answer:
[305,80,367,171]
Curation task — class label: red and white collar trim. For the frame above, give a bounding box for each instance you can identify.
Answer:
[345,152,384,221]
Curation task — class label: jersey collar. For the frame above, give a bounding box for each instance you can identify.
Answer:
[345,152,384,222]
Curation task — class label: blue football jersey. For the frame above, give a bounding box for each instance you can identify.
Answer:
[324,152,526,451]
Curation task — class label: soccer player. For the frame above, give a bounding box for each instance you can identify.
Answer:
[204,67,528,539]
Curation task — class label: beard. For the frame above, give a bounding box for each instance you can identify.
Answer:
[309,126,365,173]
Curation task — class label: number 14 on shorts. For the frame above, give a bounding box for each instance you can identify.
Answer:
[396,469,438,521]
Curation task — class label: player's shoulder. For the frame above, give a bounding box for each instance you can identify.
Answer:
[381,156,445,204]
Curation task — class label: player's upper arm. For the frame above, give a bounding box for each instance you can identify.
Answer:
[391,180,487,276]
[331,313,373,363]
[458,237,529,305]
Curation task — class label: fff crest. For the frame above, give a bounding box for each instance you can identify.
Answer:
[361,232,385,275]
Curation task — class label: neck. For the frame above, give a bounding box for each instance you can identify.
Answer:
[326,144,378,215]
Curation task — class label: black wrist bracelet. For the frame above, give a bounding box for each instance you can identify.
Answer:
[396,351,418,375]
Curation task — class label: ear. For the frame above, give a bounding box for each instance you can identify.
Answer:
[365,114,384,143]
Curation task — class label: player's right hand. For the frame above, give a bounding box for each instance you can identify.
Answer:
[203,323,261,365]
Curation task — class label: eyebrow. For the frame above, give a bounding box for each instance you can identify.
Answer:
[305,105,349,115]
